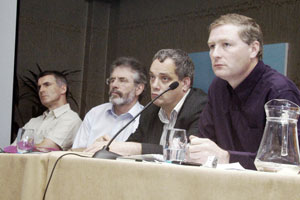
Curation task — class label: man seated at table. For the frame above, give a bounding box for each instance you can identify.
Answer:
[186,13,300,169]
[72,57,147,149]
[18,71,82,150]
[85,49,208,155]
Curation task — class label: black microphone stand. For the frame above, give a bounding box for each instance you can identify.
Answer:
[93,82,179,159]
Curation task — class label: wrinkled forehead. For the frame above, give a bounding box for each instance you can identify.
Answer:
[38,74,56,85]
[150,58,176,73]
[110,66,137,80]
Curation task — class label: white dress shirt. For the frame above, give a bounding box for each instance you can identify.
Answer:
[158,89,191,145]
[72,101,143,148]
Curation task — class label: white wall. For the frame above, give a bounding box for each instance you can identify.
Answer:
[0,0,18,148]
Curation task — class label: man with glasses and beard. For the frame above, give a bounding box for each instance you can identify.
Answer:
[72,57,147,149]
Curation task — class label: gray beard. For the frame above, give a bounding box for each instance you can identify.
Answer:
[110,97,126,105]
[109,89,136,106]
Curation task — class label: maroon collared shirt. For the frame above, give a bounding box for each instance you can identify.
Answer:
[198,61,300,169]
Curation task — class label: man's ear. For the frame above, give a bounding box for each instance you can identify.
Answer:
[250,41,260,59]
[60,84,67,95]
[135,83,145,96]
[181,77,191,92]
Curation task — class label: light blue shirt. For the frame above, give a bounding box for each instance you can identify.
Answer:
[72,101,143,148]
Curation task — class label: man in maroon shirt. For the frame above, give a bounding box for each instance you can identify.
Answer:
[187,13,300,169]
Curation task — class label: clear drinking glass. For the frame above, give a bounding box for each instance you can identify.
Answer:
[163,128,187,162]
[17,129,35,153]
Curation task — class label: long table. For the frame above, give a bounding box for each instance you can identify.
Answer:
[1,151,300,200]
[0,152,49,199]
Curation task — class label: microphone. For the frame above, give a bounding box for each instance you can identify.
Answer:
[93,81,179,159]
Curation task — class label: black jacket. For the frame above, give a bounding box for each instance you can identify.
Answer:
[127,88,208,154]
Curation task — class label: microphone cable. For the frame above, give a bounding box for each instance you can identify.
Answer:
[42,152,90,200]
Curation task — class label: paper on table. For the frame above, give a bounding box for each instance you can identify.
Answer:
[216,162,246,170]
[117,154,164,162]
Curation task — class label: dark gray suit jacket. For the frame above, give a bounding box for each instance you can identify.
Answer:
[127,88,208,154]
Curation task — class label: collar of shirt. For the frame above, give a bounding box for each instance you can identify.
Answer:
[43,103,71,119]
[107,101,143,120]
[158,89,191,126]
[227,61,266,104]
[158,89,191,145]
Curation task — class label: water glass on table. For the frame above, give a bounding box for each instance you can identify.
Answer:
[17,128,35,153]
[163,128,187,162]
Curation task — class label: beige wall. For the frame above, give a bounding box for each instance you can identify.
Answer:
[15,0,300,128]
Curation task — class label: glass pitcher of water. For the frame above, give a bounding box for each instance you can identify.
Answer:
[255,99,300,174]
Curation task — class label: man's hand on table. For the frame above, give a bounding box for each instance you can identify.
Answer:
[95,134,111,142]
[35,138,61,150]
[83,134,111,153]
[186,135,230,164]
[84,140,109,153]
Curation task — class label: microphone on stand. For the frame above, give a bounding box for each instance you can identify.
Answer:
[93,81,179,159]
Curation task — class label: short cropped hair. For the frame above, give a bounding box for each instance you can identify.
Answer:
[152,49,195,86]
[38,71,68,95]
[110,57,147,100]
[209,13,263,60]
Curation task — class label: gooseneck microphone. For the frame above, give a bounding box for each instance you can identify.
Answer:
[93,81,179,159]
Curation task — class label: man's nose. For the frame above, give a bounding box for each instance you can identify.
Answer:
[39,86,44,93]
[110,79,120,88]
[151,78,160,90]
[211,46,221,58]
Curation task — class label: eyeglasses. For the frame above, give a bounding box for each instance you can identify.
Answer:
[106,77,130,85]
